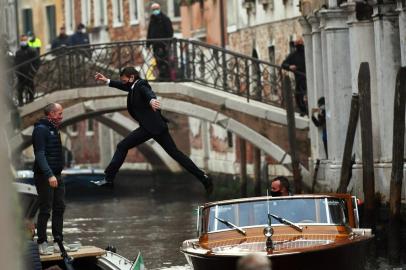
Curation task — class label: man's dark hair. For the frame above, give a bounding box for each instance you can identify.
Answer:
[120,67,139,78]
[272,176,290,191]
[317,97,325,107]
[44,103,57,116]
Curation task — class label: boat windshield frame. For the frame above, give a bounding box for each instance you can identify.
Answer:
[200,196,351,235]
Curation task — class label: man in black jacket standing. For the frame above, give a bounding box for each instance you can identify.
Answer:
[94,67,213,194]
[14,34,40,106]
[147,2,174,81]
[51,26,70,52]
[282,37,307,116]
[32,103,68,255]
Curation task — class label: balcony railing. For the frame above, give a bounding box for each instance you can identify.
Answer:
[8,38,297,107]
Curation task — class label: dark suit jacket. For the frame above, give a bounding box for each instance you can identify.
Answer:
[109,79,168,135]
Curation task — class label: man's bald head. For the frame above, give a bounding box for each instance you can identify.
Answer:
[151,2,160,10]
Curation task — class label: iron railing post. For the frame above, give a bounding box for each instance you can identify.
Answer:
[185,41,191,80]
[222,50,227,92]
[179,39,184,81]
[236,56,240,95]
[192,43,196,81]
[118,43,122,73]
[68,48,73,89]
[245,58,250,102]
[172,38,178,81]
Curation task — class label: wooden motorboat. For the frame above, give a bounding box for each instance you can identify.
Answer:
[180,194,373,270]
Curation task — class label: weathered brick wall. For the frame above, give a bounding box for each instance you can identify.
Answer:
[301,0,327,16]
[228,18,303,66]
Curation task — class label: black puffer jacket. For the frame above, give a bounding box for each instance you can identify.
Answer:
[32,118,64,177]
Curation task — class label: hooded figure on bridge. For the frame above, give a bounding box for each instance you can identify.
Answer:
[282,37,307,116]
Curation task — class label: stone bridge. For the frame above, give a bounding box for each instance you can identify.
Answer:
[10,38,310,175]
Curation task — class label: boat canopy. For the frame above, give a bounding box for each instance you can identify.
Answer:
[201,197,350,234]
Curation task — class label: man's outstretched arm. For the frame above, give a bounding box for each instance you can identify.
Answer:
[94,72,128,92]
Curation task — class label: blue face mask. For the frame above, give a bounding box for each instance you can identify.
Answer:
[152,9,160,16]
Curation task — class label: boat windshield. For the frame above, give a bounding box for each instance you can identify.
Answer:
[204,197,349,233]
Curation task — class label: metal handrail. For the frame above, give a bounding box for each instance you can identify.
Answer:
[7,38,298,107]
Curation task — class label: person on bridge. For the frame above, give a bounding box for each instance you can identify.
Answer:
[93,67,213,194]
[282,37,307,116]
[27,31,42,55]
[51,26,70,52]
[14,34,40,106]
[68,23,90,46]
[147,2,174,81]
[32,103,77,255]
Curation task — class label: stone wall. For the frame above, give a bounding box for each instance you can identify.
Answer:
[228,18,303,66]
[301,0,406,201]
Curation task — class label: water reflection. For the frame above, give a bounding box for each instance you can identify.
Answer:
[63,173,203,269]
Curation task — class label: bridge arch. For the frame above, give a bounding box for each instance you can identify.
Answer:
[13,96,309,174]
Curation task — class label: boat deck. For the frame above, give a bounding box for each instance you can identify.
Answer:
[40,246,106,262]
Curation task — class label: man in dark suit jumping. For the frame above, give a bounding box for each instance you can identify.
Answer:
[93,67,213,194]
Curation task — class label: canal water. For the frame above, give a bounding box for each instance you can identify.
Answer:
[61,172,406,270]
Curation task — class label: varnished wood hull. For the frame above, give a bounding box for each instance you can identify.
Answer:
[182,236,371,270]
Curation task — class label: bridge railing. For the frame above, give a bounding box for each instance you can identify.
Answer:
[9,38,296,107]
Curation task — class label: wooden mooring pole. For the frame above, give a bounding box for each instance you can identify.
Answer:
[282,74,303,194]
[337,94,360,193]
[389,67,406,222]
[240,138,248,197]
[358,62,375,227]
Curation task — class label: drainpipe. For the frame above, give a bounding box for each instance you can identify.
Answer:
[14,0,19,50]
[219,0,227,91]
[219,0,226,48]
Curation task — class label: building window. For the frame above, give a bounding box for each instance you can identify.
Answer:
[289,36,295,53]
[94,0,107,26]
[67,123,78,136]
[86,119,94,136]
[46,5,57,43]
[172,0,181,18]
[112,0,124,27]
[22,8,33,34]
[227,131,233,148]
[227,0,237,27]
[65,0,75,34]
[268,45,275,64]
[129,0,140,24]
[81,0,91,27]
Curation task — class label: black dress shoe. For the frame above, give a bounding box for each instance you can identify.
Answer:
[91,177,114,188]
[202,174,213,195]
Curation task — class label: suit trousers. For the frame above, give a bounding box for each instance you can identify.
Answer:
[105,126,205,181]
